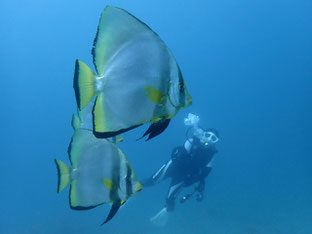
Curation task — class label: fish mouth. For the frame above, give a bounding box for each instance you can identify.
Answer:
[183,91,193,108]
[186,93,193,106]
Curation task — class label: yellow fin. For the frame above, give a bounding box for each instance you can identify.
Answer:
[103,178,114,190]
[54,159,72,193]
[145,86,165,104]
[135,182,142,192]
[70,180,80,207]
[120,200,126,205]
[94,92,107,132]
[73,59,97,110]
[71,114,81,131]
[151,116,162,123]
[117,135,123,142]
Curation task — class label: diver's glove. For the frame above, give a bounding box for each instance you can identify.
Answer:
[184,113,200,128]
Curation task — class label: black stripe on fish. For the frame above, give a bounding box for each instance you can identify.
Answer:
[177,65,186,106]
[91,25,101,76]
[93,122,143,139]
[109,148,121,202]
[125,163,133,198]
[54,159,62,193]
[73,60,82,110]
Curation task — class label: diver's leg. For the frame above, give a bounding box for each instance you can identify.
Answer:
[141,159,173,187]
[195,166,212,202]
[165,179,184,212]
[149,179,184,226]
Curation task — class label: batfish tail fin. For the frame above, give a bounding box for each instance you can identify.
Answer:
[101,200,122,225]
[54,159,72,193]
[73,59,97,110]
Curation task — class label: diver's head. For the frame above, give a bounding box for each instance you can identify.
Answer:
[184,113,219,148]
[193,127,219,148]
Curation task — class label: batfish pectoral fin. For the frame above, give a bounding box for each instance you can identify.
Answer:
[138,118,171,141]
[101,200,122,225]
[145,85,165,104]
[103,178,114,190]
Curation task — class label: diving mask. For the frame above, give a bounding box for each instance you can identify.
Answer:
[194,129,219,146]
[184,113,219,147]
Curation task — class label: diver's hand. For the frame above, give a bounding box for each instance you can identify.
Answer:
[184,113,200,127]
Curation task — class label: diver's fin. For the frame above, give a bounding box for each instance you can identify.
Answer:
[150,207,169,227]
[139,119,171,141]
[73,59,97,110]
[54,159,72,193]
[101,200,122,225]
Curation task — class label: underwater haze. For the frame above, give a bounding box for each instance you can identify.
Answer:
[1,0,312,233]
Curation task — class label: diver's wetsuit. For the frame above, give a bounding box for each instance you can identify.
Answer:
[142,138,218,212]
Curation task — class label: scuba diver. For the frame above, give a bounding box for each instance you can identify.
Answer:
[142,113,220,226]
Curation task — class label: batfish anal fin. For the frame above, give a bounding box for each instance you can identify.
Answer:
[138,119,171,141]
[101,200,122,225]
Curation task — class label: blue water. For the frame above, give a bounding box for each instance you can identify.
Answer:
[1,0,311,233]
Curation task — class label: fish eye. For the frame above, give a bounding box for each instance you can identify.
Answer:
[179,83,184,92]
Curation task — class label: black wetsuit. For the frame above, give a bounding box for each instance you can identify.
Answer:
[142,138,218,212]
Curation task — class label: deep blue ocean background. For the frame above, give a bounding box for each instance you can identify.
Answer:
[1,0,311,233]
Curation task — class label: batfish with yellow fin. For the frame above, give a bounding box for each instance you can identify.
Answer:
[54,127,141,224]
[74,6,192,141]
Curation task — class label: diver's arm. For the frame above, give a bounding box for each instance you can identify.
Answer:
[165,180,184,212]
[141,159,173,187]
